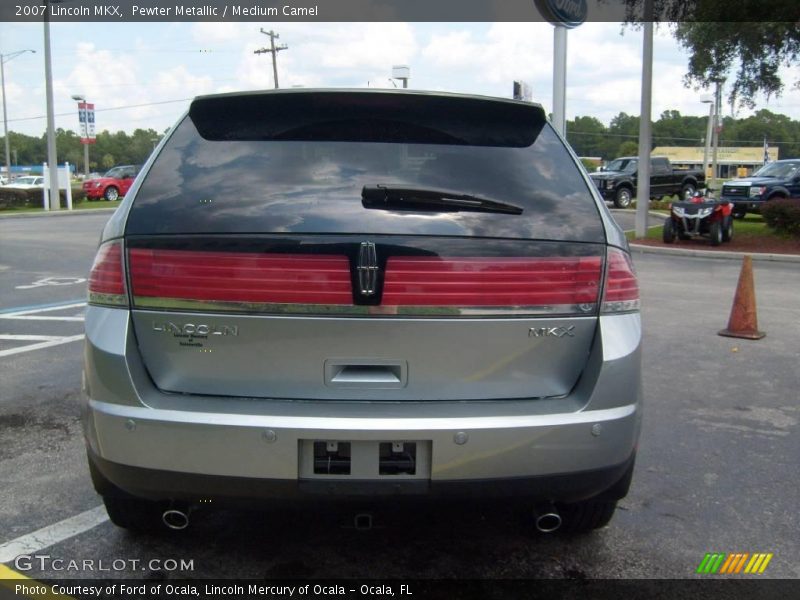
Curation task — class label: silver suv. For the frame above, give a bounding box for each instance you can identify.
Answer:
[83,90,642,533]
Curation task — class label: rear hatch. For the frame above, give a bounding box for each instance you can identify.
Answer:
[120,90,616,401]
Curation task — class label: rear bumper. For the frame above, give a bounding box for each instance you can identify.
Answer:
[88,447,636,505]
[83,307,643,504]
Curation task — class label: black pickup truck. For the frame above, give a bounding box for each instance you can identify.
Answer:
[589,156,705,208]
[720,159,800,218]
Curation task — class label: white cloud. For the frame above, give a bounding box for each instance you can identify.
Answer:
[0,21,798,139]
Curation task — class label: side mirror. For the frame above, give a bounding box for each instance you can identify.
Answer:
[597,166,606,172]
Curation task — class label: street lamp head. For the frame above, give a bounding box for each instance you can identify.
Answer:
[71,94,86,102]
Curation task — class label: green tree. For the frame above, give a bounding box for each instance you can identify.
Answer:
[672,19,800,109]
[101,154,115,169]
[618,141,639,156]
[566,116,607,157]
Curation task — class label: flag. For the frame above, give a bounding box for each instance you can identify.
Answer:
[763,136,770,164]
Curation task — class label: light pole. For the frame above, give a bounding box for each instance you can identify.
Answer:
[710,80,723,187]
[1,49,36,182]
[43,7,61,210]
[71,94,90,177]
[701,97,714,183]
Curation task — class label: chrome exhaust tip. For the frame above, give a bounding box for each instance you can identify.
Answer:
[533,504,562,533]
[162,508,190,530]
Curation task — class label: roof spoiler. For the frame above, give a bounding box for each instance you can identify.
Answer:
[189,89,546,147]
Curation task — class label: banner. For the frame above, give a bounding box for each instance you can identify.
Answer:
[77,102,96,144]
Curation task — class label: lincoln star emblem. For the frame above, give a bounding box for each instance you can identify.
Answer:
[357,242,379,296]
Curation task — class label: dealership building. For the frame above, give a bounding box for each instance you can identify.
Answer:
[651,146,780,179]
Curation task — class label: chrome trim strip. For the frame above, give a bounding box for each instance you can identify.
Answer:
[90,398,636,430]
[132,296,598,317]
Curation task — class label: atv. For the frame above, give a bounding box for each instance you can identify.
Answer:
[663,188,733,246]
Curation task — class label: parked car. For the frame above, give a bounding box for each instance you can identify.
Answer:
[82,165,140,201]
[3,175,44,189]
[589,156,705,208]
[720,159,800,218]
[84,89,642,534]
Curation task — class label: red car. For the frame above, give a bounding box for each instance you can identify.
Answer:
[83,165,140,201]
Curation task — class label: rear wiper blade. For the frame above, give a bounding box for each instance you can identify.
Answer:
[361,185,523,215]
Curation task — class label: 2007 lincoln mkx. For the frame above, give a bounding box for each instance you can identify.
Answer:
[83,89,642,533]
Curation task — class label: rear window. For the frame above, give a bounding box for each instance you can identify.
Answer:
[126,94,604,242]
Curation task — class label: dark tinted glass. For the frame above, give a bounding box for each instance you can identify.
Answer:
[126,115,604,242]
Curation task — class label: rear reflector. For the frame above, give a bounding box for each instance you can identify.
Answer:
[601,248,640,313]
[129,249,352,307]
[382,256,602,313]
[88,241,127,307]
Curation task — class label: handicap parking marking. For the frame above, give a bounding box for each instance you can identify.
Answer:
[0,301,86,358]
[0,506,108,564]
[15,276,87,290]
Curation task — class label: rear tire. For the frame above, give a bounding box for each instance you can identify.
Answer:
[722,216,734,242]
[558,500,618,533]
[709,221,723,246]
[733,209,747,220]
[662,219,675,243]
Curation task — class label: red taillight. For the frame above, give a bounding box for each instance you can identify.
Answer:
[129,249,352,307]
[601,248,640,313]
[382,256,602,312]
[88,241,127,306]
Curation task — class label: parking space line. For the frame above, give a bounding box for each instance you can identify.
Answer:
[0,335,64,342]
[0,564,73,600]
[0,334,84,358]
[0,316,84,322]
[0,300,86,316]
[0,302,86,319]
[0,299,85,315]
[0,506,108,564]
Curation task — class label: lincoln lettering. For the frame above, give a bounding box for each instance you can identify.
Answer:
[152,322,239,336]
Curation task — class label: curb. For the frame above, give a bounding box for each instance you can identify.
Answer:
[0,207,117,219]
[629,243,800,263]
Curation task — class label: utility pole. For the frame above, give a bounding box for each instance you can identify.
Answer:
[254,29,288,89]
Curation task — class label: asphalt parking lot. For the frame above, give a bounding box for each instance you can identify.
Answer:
[0,210,798,581]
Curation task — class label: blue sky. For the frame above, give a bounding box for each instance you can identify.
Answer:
[1,21,798,137]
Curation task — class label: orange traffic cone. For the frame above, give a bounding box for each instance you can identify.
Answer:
[718,256,765,340]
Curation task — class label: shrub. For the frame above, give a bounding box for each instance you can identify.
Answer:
[761,198,800,238]
[0,186,85,209]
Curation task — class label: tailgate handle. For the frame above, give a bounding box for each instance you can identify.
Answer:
[324,360,407,388]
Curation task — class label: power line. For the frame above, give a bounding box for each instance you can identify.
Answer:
[7,98,191,123]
